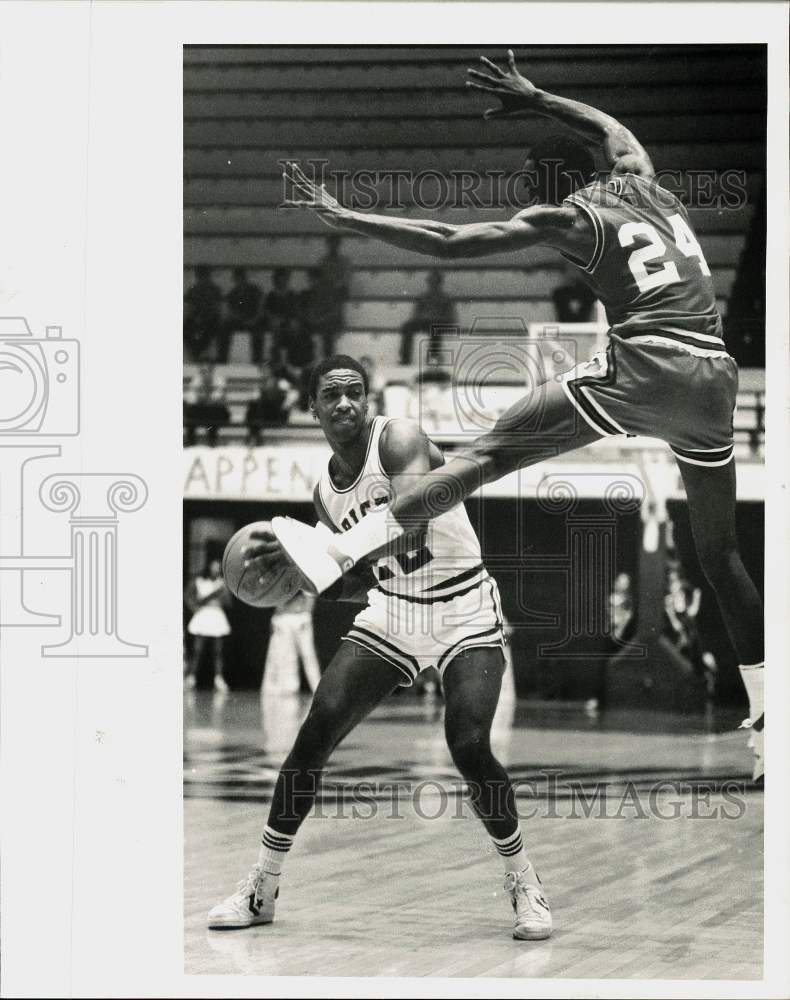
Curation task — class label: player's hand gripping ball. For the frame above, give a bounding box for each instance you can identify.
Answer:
[222,521,302,608]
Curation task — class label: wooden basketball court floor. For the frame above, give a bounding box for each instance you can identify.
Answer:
[184,689,763,980]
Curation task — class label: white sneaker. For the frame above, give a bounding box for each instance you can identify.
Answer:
[271,516,349,594]
[504,869,553,940]
[207,864,278,929]
[740,713,764,784]
[214,675,229,694]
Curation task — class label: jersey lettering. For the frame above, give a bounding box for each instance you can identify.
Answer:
[618,222,680,293]
[320,416,484,598]
[617,213,712,294]
[565,175,723,346]
[668,212,711,276]
[340,494,388,532]
[376,542,434,581]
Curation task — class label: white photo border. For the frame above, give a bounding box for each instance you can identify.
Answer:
[0,2,787,998]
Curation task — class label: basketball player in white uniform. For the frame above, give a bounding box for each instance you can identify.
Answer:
[208,356,552,941]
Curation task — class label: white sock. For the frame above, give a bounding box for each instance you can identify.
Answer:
[491,829,540,885]
[739,662,764,720]
[333,506,405,564]
[257,824,294,879]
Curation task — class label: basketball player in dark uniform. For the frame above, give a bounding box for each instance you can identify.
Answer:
[265,51,765,782]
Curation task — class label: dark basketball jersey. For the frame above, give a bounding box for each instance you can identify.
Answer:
[562,173,725,353]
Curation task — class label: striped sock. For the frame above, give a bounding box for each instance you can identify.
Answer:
[257,824,294,878]
[491,828,534,878]
[739,662,764,721]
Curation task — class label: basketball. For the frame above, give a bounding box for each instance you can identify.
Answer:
[222,521,302,608]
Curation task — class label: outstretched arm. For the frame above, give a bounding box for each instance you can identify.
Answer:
[283,162,586,259]
[468,50,654,178]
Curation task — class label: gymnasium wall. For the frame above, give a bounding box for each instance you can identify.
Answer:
[184,43,767,365]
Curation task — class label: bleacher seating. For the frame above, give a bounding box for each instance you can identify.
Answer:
[184,44,765,450]
[183,358,766,462]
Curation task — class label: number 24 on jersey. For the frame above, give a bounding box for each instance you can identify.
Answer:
[618,212,711,293]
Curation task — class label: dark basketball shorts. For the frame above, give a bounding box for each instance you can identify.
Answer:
[559,333,739,467]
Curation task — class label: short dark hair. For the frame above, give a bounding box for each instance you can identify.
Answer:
[528,133,596,204]
[308,354,369,400]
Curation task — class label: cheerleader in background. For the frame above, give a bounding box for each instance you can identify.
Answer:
[185,558,231,693]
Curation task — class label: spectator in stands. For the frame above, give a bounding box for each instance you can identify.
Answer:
[264,267,300,365]
[223,266,263,363]
[664,564,718,696]
[184,364,230,446]
[184,265,224,362]
[269,342,300,385]
[312,234,352,357]
[399,269,457,365]
[245,366,299,444]
[552,264,597,323]
[609,571,635,643]
[271,338,312,413]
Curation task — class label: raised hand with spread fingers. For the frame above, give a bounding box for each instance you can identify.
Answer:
[466,50,541,120]
[282,161,347,227]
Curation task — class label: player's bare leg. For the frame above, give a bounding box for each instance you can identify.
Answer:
[443,647,552,939]
[677,458,764,781]
[213,638,229,693]
[207,642,402,928]
[271,376,603,590]
[185,635,204,690]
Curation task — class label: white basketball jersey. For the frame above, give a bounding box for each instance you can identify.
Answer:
[316,416,490,600]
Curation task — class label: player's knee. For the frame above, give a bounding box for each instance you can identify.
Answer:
[290,696,347,759]
[446,727,491,776]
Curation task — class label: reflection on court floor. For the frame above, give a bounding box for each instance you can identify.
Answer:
[184,690,762,980]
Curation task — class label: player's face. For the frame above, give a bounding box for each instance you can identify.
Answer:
[312,370,368,441]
